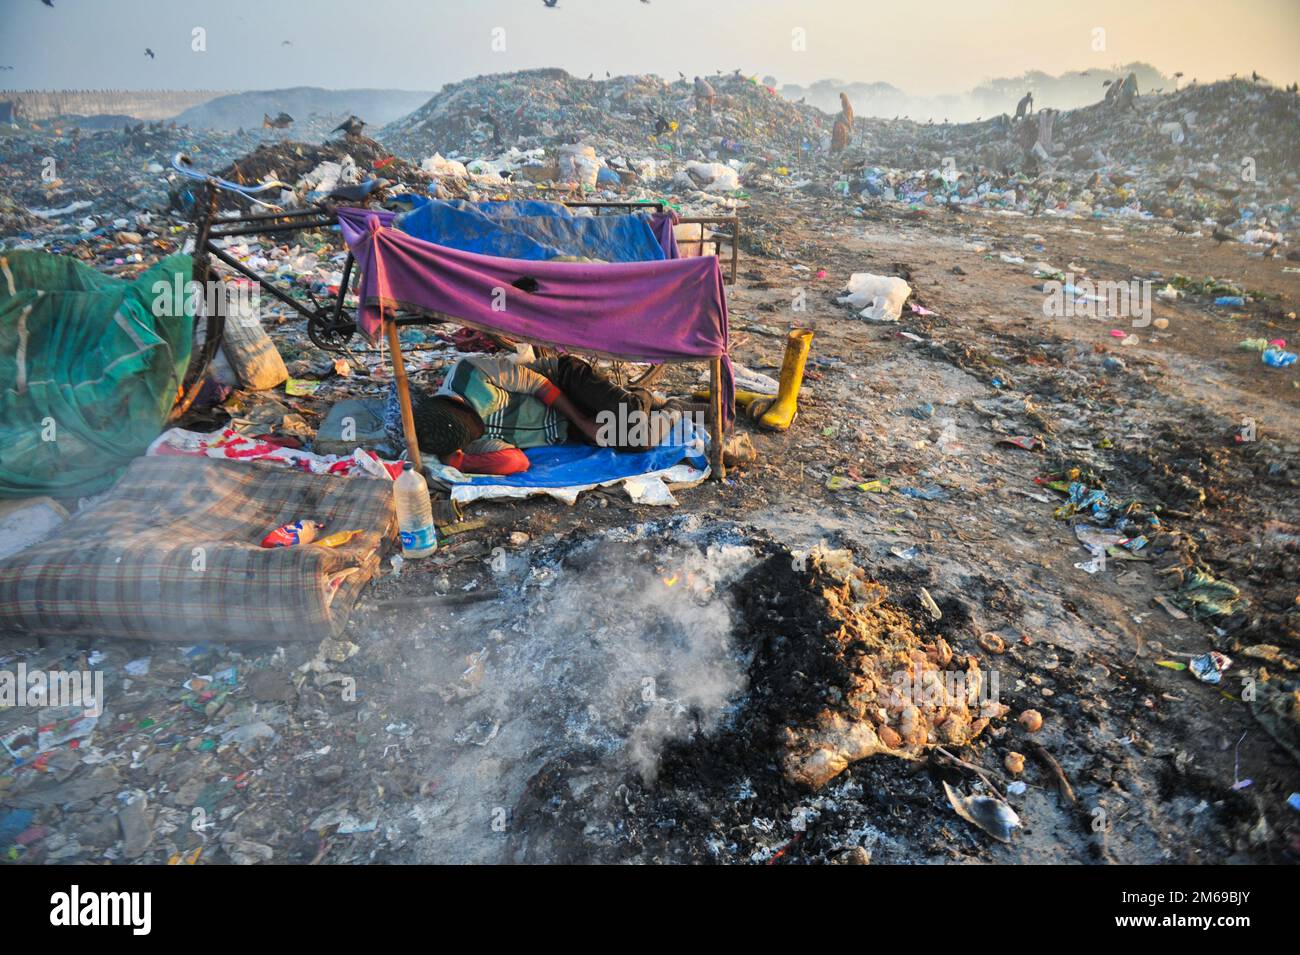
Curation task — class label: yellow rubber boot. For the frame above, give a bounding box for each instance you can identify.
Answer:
[694,388,768,410]
[755,329,813,431]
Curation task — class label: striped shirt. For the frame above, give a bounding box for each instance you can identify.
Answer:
[436,356,567,452]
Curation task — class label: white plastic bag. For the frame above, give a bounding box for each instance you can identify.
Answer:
[420,153,468,178]
[556,144,601,188]
[682,161,740,193]
[839,273,912,322]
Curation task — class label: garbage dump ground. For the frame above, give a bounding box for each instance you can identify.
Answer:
[1,67,1298,866]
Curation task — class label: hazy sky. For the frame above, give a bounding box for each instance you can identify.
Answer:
[2,0,1297,95]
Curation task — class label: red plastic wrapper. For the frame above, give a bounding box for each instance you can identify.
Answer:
[260,519,324,548]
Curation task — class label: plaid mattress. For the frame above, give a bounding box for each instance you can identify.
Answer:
[0,456,395,642]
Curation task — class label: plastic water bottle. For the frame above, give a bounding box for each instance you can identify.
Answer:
[393,462,437,558]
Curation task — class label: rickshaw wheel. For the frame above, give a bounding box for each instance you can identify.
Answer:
[308,315,357,352]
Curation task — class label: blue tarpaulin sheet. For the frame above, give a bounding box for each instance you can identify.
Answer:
[474,200,574,219]
[392,197,667,263]
[435,421,709,503]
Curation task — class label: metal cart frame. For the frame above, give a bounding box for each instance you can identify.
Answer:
[173,161,735,477]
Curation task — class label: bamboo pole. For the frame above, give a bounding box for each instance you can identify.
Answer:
[709,357,726,481]
[385,316,423,472]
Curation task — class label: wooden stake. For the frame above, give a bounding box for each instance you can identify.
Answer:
[709,357,726,481]
[385,316,423,471]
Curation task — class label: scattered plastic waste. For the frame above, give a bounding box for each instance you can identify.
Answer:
[260,519,324,548]
[839,273,912,322]
[1262,346,1297,368]
[1172,568,1243,619]
[1189,651,1233,685]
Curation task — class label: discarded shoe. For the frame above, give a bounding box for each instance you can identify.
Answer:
[752,328,813,431]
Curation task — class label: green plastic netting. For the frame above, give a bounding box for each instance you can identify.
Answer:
[0,251,193,498]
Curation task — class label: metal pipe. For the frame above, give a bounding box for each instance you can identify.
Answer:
[169,183,224,422]
[331,252,355,327]
[209,205,330,225]
[206,244,326,322]
[675,216,739,284]
[209,218,335,239]
[563,200,665,213]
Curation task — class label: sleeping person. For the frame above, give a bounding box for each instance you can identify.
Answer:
[390,354,682,475]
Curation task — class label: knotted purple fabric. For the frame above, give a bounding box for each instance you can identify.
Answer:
[336,207,732,420]
[649,210,681,259]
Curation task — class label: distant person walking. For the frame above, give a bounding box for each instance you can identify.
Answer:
[830,118,850,153]
[1014,91,1034,120]
[1115,72,1139,111]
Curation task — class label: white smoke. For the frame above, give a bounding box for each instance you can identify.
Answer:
[382,523,759,861]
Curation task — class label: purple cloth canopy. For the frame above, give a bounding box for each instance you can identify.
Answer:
[336,207,732,420]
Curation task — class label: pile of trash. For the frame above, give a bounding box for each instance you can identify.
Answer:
[172,88,434,140]
[0,127,439,277]
[834,80,1300,232]
[379,68,830,203]
[0,194,45,236]
[778,544,1009,790]
[200,135,433,211]
[376,71,1298,240]
[506,527,1035,863]
[0,121,262,252]
[384,69,827,158]
[0,122,436,254]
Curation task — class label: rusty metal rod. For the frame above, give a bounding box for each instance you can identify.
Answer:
[205,244,327,322]
[563,200,665,213]
[206,204,331,225]
[209,218,335,239]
